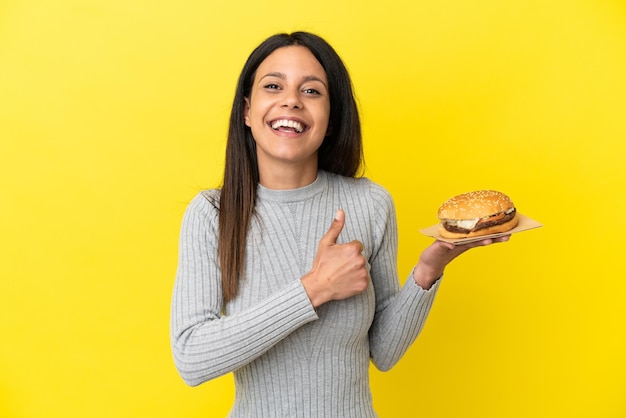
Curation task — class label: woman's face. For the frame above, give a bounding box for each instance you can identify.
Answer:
[244,46,330,179]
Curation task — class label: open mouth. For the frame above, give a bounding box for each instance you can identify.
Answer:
[270,119,306,133]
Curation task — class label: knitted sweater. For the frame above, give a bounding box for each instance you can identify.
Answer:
[170,170,441,417]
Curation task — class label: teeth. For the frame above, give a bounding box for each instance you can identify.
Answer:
[271,119,304,133]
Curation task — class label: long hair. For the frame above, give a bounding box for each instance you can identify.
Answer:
[219,31,363,302]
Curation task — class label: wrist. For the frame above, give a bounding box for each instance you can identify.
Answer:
[412,264,442,290]
[301,273,330,308]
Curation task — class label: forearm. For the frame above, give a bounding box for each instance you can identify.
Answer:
[171,280,318,386]
[368,274,441,371]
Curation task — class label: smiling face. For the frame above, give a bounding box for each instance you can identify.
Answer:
[244,45,330,187]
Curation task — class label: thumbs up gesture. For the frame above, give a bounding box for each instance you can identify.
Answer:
[301,209,370,308]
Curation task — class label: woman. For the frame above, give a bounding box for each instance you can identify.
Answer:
[170,31,509,417]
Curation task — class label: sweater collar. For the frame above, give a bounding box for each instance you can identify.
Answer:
[256,170,328,203]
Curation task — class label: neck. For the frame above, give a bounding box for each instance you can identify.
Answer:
[258,163,319,190]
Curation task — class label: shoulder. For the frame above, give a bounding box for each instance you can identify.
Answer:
[183,189,220,227]
[199,188,220,208]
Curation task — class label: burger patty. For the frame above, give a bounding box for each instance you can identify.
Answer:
[443,209,517,233]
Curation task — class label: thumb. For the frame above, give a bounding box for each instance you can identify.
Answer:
[320,208,345,246]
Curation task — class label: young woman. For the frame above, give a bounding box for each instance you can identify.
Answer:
[170,31,509,417]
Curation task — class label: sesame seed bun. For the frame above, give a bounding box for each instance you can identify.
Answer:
[438,190,514,220]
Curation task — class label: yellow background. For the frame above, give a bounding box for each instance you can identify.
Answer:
[1,0,625,417]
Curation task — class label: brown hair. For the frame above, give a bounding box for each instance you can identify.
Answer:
[218,32,363,302]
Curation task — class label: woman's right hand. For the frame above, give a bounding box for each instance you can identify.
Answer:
[301,209,370,308]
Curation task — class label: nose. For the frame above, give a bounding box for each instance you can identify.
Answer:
[282,88,302,109]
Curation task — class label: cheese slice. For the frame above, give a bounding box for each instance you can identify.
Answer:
[447,219,480,229]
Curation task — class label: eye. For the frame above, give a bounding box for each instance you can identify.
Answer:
[303,88,321,95]
[263,83,281,90]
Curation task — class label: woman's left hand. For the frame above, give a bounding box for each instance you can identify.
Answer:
[413,235,511,289]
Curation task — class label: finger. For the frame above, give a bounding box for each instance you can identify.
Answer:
[474,235,511,246]
[320,208,345,246]
[350,240,364,253]
[463,235,511,248]
[435,240,456,250]
[494,235,511,243]
[461,238,494,249]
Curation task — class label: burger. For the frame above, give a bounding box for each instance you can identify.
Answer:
[437,190,519,239]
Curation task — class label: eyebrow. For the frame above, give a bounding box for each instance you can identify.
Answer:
[260,72,328,88]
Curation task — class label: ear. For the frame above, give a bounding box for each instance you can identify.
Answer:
[243,97,251,127]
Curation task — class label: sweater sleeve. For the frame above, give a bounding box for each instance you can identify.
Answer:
[170,193,319,386]
[366,185,441,371]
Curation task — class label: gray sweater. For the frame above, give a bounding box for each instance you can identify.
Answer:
[170,170,441,417]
